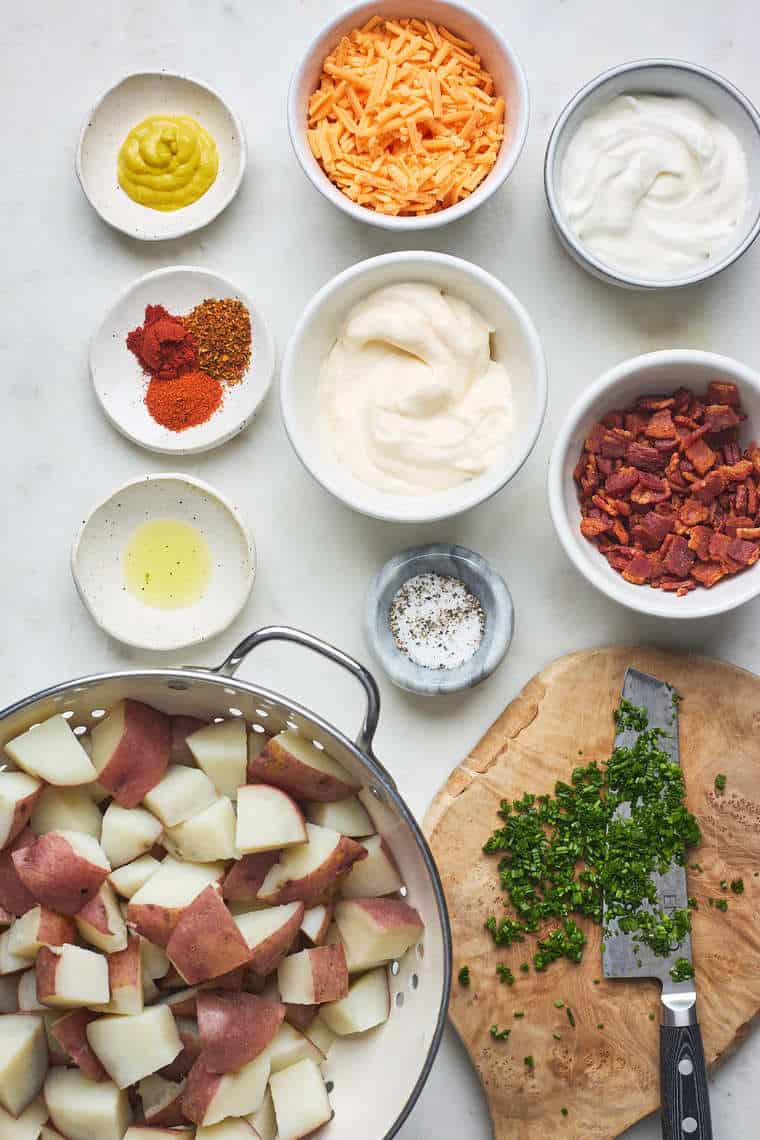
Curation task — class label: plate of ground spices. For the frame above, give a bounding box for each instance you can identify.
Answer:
[90,266,275,454]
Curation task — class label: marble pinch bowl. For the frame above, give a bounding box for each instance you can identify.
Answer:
[365,543,514,695]
[71,473,256,652]
[90,265,275,456]
[76,71,246,241]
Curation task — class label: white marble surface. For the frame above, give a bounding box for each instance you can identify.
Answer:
[1,1,758,1136]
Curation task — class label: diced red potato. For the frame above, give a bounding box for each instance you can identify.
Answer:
[18,968,46,1011]
[234,904,305,976]
[0,1013,48,1116]
[91,700,171,808]
[125,1129,194,1140]
[12,830,111,915]
[170,715,207,765]
[270,1056,331,1140]
[44,1068,132,1140]
[0,1095,48,1138]
[236,785,307,854]
[4,716,96,787]
[36,944,110,1008]
[263,1022,325,1073]
[159,1016,201,1081]
[101,804,163,868]
[166,886,254,985]
[186,719,248,799]
[305,795,374,837]
[0,772,42,850]
[277,944,348,1005]
[182,1052,271,1126]
[50,1008,108,1081]
[0,975,18,1013]
[249,730,360,803]
[0,829,37,917]
[93,934,144,1016]
[158,987,199,1017]
[196,1120,260,1139]
[283,1002,318,1033]
[164,797,237,862]
[300,903,332,946]
[29,785,102,840]
[109,855,161,899]
[222,852,280,902]
[334,897,424,972]
[338,834,402,899]
[0,928,30,975]
[143,766,218,829]
[86,1005,182,1089]
[197,990,285,1074]
[257,824,367,907]
[303,1015,336,1059]
[75,882,128,953]
[8,905,76,960]
[320,966,391,1035]
[140,937,170,981]
[138,1073,187,1126]
[247,1087,276,1140]
[126,857,226,948]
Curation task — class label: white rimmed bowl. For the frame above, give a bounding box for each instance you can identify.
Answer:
[287,0,529,231]
[72,474,256,651]
[280,251,547,524]
[544,59,760,290]
[76,72,246,241]
[548,350,760,619]
[90,266,275,456]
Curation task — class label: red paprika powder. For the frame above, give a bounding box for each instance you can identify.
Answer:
[127,304,197,380]
[145,370,223,432]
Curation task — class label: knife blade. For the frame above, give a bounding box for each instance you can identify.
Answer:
[603,668,713,1140]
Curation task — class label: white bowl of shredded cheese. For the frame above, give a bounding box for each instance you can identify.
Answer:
[287,0,529,229]
[280,251,547,523]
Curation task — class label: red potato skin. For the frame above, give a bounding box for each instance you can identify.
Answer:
[145,1086,187,1127]
[302,903,333,946]
[307,943,349,1003]
[246,902,305,976]
[98,700,171,807]
[127,901,182,949]
[248,740,359,802]
[166,887,254,985]
[163,988,199,1017]
[37,907,77,948]
[182,1058,223,1126]
[76,890,114,937]
[50,1008,108,1081]
[0,906,12,928]
[349,896,424,932]
[284,1002,318,1032]
[0,783,43,851]
[197,990,285,1074]
[13,833,109,916]
[0,828,37,916]
[108,932,141,992]
[170,715,207,764]
[160,1019,201,1080]
[35,945,62,1002]
[257,837,368,907]
[222,851,280,901]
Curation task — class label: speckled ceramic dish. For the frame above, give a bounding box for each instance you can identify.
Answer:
[71,474,256,651]
[365,543,513,695]
[76,71,246,241]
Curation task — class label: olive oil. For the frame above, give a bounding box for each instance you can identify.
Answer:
[124,518,211,609]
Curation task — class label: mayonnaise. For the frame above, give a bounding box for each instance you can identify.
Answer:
[559,94,749,279]
[319,283,513,495]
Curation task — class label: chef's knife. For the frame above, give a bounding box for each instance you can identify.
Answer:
[603,668,712,1140]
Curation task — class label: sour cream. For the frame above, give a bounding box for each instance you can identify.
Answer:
[559,94,749,279]
[319,283,513,495]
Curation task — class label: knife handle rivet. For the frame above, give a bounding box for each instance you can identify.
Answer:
[678,1059,694,1076]
[682,1118,698,1134]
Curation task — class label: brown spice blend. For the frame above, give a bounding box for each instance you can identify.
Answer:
[183,298,252,386]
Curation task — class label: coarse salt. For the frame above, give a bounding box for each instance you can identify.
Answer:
[389,572,485,670]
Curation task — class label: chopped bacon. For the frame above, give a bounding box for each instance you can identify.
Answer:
[721,441,742,465]
[704,404,742,432]
[736,526,760,540]
[707,381,740,407]
[659,577,697,595]
[690,561,726,588]
[605,466,639,496]
[637,395,675,411]
[626,441,665,471]
[622,554,654,584]
[625,411,651,435]
[679,499,709,527]
[688,526,713,561]
[601,411,624,429]
[599,428,632,458]
[685,437,716,476]
[661,535,694,578]
[646,409,677,439]
[580,516,609,538]
[726,538,760,567]
[691,471,726,503]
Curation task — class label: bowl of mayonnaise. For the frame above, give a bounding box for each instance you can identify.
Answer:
[544,59,760,290]
[279,251,547,524]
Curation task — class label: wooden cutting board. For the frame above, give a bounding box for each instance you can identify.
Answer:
[424,647,760,1140]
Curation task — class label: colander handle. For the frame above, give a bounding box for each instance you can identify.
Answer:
[216,625,390,781]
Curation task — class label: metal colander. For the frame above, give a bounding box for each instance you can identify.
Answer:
[0,626,452,1139]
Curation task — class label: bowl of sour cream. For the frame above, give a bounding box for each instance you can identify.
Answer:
[544,59,760,289]
[280,252,547,523]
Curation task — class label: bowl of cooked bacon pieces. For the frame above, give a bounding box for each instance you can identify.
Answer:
[287,0,529,228]
[548,350,760,619]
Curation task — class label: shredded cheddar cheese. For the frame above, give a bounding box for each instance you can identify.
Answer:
[307,17,505,216]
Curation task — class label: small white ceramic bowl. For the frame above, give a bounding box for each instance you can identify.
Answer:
[287,0,529,231]
[548,350,760,619]
[76,72,246,241]
[280,251,547,524]
[544,59,760,290]
[90,266,275,456]
[72,474,256,651]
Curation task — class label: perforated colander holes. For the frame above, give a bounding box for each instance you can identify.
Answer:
[399,885,408,897]
[167,680,189,691]
[416,941,425,960]
[91,709,106,719]
[228,707,243,717]
[368,784,387,805]
[395,992,405,1008]
[251,724,267,735]
[390,960,400,977]
[325,1080,335,1094]
[255,708,270,718]
[73,726,88,736]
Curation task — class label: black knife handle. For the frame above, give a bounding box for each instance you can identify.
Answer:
[660,1022,713,1140]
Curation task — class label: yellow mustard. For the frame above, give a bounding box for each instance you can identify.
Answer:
[117,115,218,211]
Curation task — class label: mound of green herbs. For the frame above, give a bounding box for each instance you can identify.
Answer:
[483,698,701,980]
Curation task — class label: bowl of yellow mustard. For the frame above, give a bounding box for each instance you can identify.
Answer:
[76,72,246,241]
